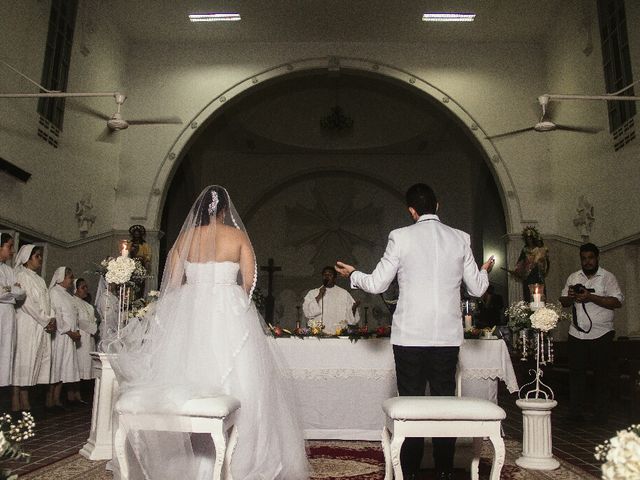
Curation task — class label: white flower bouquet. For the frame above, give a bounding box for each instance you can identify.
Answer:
[530,307,559,332]
[95,256,148,286]
[505,301,532,331]
[105,256,137,284]
[1,412,36,479]
[506,301,569,332]
[596,424,640,479]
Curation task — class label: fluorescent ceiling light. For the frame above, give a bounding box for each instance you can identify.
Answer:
[188,13,241,22]
[422,13,476,22]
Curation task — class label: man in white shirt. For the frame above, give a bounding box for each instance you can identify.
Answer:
[336,183,494,480]
[302,266,360,335]
[560,243,623,424]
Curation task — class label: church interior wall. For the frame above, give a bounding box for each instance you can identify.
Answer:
[1,3,638,335]
[544,1,640,246]
[1,1,125,244]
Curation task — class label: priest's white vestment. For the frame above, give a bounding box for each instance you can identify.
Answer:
[71,295,97,379]
[49,285,80,383]
[0,263,26,386]
[13,267,54,385]
[303,285,360,335]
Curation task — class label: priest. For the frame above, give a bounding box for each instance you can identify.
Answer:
[302,266,360,334]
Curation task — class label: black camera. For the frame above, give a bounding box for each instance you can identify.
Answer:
[570,283,595,294]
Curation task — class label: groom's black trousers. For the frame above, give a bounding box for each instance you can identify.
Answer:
[392,345,460,475]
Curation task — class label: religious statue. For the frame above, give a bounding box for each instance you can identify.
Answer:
[75,194,96,236]
[512,226,550,302]
[127,225,152,298]
[127,225,152,268]
[573,195,595,242]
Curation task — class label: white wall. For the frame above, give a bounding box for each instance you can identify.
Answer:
[1,3,639,333]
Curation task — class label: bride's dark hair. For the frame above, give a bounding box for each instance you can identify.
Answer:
[195,186,229,226]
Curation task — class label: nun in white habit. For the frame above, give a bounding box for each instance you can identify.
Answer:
[12,245,56,412]
[71,278,98,380]
[0,234,26,387]
[48,266,80,408]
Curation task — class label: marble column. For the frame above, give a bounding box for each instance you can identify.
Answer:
[79,353,118,460]
[515,398,560,470]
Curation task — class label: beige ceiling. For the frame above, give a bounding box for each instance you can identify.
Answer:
[106,0,566,44]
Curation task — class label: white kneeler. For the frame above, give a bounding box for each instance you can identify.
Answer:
[382,396,506,480]
[114,394,241,480]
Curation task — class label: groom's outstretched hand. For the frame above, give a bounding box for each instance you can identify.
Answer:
[335,261,355,278]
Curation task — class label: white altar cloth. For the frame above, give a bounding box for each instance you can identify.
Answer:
[277,337,396,441]
[275,337,518,440]
[458,338,519,402]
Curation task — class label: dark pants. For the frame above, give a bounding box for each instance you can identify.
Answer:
[393,345,459,475]
[568,331,614,418]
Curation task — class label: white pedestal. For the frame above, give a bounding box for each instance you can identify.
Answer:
[515,398,560,470]
[79,352,118,460]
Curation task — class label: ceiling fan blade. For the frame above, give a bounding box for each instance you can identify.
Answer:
[67,100,111,121]
[97,127,118,143]
[126,116,183,126]
[554,124,602,134]
[486,126,536,139]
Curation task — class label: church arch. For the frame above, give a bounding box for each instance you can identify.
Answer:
[149,57,521,232]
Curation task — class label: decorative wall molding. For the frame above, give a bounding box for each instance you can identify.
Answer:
[0,216,164,250]
[144,56,523,232]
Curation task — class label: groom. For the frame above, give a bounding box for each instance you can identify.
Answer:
[336,183,494,480]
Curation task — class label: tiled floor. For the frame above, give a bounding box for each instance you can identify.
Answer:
[1,379,634,478]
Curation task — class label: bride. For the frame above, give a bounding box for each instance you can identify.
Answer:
[112,186,309,479]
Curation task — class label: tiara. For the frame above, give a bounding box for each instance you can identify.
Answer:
[207,191,219,216]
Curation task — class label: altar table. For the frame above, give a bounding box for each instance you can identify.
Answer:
[275,337,518,440]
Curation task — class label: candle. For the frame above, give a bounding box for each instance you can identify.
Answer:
[464,314,473,330]
[120,240,129,257]
[532,292,542,304]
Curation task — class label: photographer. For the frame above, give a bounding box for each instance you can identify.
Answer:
[559,243,623,424]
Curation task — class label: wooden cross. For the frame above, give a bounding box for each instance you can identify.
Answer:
[260,258,281,324]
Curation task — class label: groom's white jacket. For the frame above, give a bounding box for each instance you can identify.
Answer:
[350,214,489,347]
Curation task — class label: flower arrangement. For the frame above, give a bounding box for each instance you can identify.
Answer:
[96,256,148,286]
[464,326,496,339]
[270,322,391,341]
[307,318,325,336]
[505,301,569,400]
[127,290,160,321]
[530,307,559,332]
[1,412,35,480]
[506,301,569,332]
[595,424,640,480]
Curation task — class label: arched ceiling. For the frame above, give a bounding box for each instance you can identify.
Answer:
[190,70,477,155]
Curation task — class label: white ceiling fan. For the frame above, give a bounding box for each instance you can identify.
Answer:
[0,60,182,141]
[70,93,182,142]
[487,95,602,139]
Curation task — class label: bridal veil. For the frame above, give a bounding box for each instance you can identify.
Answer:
[111,186,309,479]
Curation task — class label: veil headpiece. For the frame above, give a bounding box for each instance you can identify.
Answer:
[49,266,67,289]
[13,244,36,270]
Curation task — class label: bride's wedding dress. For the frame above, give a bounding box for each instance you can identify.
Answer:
[111,186,308,480]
